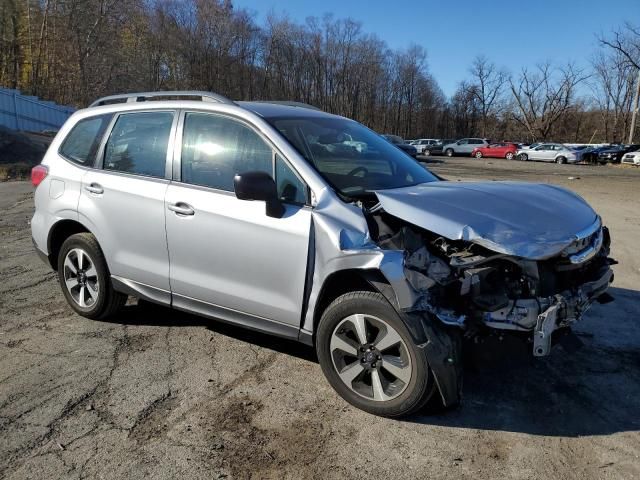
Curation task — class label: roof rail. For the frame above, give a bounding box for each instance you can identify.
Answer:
[89,91,235,108]
[250,100,321,111]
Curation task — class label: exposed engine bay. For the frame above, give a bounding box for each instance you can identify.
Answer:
[364,205,616,357]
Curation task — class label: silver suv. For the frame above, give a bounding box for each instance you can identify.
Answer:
[31,91,615,417]
[442,138,488,156]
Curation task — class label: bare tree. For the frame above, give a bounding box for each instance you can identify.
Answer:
[599,23,640,143]
[599,23,640,70]
[509,62,588,141]
[590,50,636,141]
[468,55,507,137]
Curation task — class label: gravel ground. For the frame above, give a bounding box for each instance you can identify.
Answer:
[1,157,639,479]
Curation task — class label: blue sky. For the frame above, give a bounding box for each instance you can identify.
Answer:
[233,0,638,97]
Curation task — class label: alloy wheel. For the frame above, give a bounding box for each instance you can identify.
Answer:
[63,248,100,308]
[330,314,412,402]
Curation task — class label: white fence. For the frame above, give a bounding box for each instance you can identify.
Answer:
[0,88,75,132]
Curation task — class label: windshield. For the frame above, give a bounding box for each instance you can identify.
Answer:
[266,116,438,196]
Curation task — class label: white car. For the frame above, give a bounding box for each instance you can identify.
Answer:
[622,151,640,166]
[516,143,578,164]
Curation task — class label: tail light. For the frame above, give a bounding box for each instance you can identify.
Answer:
[31,165,48,187]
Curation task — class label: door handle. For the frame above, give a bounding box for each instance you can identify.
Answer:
[168,202,195,216]
[85,183,104,194]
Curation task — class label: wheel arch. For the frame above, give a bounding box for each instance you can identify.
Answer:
[309,269,398,344]
[47,219,94,270]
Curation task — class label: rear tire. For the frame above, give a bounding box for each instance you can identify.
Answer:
[445,149,454,157]
[556,156,566,164]
[57,233,126,319]
[475,151,483,158]
[424,149,431,156]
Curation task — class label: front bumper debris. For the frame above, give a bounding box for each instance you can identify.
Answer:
[532,266,613,357]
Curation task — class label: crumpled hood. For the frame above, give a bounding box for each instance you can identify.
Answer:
[374,181,599,259]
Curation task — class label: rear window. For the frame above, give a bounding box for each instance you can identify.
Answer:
[59,114,112,166]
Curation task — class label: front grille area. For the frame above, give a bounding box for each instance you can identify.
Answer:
[562,223,602,257]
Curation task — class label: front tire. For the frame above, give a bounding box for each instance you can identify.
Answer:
[475,151,483,158]
[445,148,454,157]
[505,152,514,160]
[57,233,126,319]
[518,153,528,161]
[317,291,435,417]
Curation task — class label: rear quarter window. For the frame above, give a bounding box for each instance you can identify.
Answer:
[59,114,113,166]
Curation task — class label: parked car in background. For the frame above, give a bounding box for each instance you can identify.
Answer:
[597,144,640,164]
[581,145,611,164]
[622,150,640,165]
[442,138,489,157]
[516,143,578,164]
[382,134,418,157]
[424,139,454,156]
[519,142,541,150]
[471,142,518,159]
[410,138,440,154]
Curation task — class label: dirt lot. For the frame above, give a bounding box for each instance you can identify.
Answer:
[1,158,639,479]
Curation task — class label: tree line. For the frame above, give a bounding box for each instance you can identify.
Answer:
[0,0,638,143]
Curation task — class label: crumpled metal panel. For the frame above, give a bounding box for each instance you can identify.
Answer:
[374,181,599,260]
[301,187,421,335]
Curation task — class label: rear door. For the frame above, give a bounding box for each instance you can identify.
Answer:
[495,143,509,157]
[540,144,559,161]
[165,110,311,329]
[529,144,549,161]
[78,110,176,293]
[465,139,483,154]
[486,144,501,156]
[456,139,470,153]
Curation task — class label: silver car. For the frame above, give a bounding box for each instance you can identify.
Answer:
[516,143,579,164]
[31,91,614,417]
[410,138,440,154]
[442,138,489,157]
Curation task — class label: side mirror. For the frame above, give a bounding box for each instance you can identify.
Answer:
[234,171,285,218]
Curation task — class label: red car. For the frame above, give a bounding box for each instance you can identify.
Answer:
[471,142,518,159]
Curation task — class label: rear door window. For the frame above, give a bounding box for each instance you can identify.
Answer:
[103,112,174,178]
[59,114,112,166]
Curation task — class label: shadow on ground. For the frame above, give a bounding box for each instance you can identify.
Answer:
[101,287,640,438]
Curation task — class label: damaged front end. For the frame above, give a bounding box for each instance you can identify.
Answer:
[304,181,615,410]
[365,204,615,361]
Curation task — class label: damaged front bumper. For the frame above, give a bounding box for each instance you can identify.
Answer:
[531,266,613,356]
[481,265,614,356]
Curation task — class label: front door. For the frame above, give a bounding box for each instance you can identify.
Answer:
[165,111,311,329]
